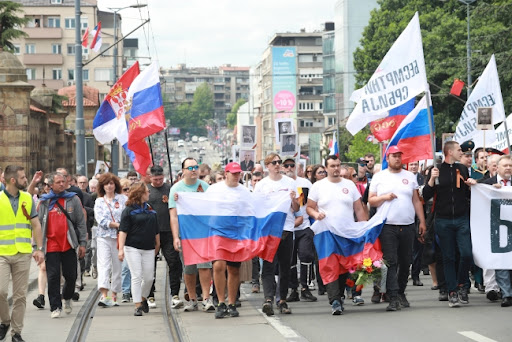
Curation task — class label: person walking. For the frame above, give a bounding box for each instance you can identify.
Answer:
[118,183,160,316]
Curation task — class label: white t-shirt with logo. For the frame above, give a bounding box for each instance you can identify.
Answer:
[253,175,297,232]
[308,177,361,226]
[369,169,418,225]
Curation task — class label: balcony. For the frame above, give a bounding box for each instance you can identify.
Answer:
[24,27,62,39]
[298,77,322,85]
[28,79,65,90]
[24,54,63,65]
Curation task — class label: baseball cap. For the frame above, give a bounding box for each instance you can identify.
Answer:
[355,157,368,165]
[386,146,403,156]
[225,162,242,173]
[283,156,295,163]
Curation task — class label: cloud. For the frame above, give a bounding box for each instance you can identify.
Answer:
[99,0,334,68]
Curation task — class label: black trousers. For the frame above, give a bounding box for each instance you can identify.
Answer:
[289,228,315,290]
[326,273,348,304]
[251,257,260,285]
[160,232,183,296]
[411,237,425,280]
[380,224,415,297]
[262,231,293,301]
[46,248,77,311]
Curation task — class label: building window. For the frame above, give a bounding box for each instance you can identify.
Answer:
[48,17,60,28]
[13,44,20,55]
[67,44,75,55]
[95,68,113,82]
[25,44,35,54]
[300,120,314,127]
[52,69,62,80]
[83,69,89,81]
[81,18,88,29]
[68,69,75,80]
[26,68,36,80]
[65,18,75,29]
[328,117,336,126]
[52,44,61,54]
[51,0,63,4]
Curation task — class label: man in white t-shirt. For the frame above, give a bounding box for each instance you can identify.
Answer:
[368,146,426,312]
[253,153,299,316]
[280,157,317,303]
[306,155,368,315]
[206,162,249,319]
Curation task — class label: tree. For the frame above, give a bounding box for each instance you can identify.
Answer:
[226,99,246,129]
[345,128,381,163]
[0,1,28,51]
[353,0,512,139]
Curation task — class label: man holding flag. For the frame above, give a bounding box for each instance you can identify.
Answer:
[369,146,426,311]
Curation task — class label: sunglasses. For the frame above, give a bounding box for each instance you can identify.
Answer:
[358,163,367,167]
[185,165,199,171]
[252,172,262,177]
[317,171,327,175]
[199,175,206,179]
[43,182,49,186]
[352,174,357,178]
[306,170,312,173]
[283,163,295,168]
[123,188,130,192]
[270,160,282,166]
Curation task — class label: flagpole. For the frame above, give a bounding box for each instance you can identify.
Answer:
[164,130,173,184]
[148,136,154,164]
[425,90,437,163]
[504,120,512,156]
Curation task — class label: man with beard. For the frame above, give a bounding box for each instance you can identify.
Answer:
[0,166,44,342]
[368,146,426,311]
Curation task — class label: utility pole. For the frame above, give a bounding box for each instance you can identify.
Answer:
[74,0,85,176]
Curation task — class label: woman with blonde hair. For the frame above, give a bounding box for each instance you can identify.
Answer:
[118,182,160,316]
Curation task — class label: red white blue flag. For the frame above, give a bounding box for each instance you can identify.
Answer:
[90,22,102,52]
[370,98,415,142]
[176,192,290,265]
[329,131,338,156]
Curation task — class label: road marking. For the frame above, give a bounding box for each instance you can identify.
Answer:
[258,309,309,342]
[458,331,498,342]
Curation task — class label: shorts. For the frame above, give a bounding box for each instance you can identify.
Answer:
[180,252,212,275]
[213,260,241,268]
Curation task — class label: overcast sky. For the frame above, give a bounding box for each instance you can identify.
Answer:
[98,0,335,69]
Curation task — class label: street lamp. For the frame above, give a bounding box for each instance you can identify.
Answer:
[107,4,147,174]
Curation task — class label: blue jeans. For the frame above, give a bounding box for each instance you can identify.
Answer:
[495,270,512,298]
[121,258,131,295]
[435,216,472,293]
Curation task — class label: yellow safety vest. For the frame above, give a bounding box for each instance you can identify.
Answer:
[0,190,33,255]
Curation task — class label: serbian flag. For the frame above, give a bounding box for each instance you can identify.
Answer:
[127,62,166,175]
[81,27,89,48]
[382,95,434,170]
[90,22,102,52]
[311,202,390,284]
[370,98,415,142]
[329,131,338,156]
[93,62,143,171]
[176,191,291,265]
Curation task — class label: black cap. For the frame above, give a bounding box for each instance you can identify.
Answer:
[355,157,368,165]
[460,140,474,155]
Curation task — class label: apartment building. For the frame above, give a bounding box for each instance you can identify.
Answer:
[161,64,250,126]
[11,0,123,99]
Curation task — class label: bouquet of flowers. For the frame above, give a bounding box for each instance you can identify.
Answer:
[346,258,386,291]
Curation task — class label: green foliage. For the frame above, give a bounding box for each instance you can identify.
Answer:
[0,1,28,51]
[226,99,247,129]
[345,128,381,163]
[353,0,512,138]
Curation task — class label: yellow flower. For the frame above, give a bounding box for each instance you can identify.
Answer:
[363,258,373,267]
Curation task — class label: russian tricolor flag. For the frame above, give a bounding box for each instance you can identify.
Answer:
[382,95,434,170]
[310,202,390,284]
[93,62,140,170]
[176,192,291,265]
[329,131,339,156]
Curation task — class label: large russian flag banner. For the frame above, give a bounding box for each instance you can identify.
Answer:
[370,98,415,142]
[311,203,390,284]
[176,192,291,265]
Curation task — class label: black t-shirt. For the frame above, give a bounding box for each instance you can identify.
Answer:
[147,183,171,233]
[119,204,160,250]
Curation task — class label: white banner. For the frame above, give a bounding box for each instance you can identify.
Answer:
[454,55,505,145]
[489,113,512,152]
[346,12,428,135]
[470,184,512,270]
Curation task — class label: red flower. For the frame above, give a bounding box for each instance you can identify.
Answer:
[356,284,364,292]
[346,279,355,287]
[366,267,373,273]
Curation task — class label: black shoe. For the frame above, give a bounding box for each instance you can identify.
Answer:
[458,287,469,304]
[300,288,317,302]
[381,293,390,303]
[386,298,401,311]
[227,304,239,317]
[438,291,448,301]
[318,289,326,296]
[277,301,292,314]
[33,294,45,309]
[286,289,300,302]
[122,293,131,303]
[398,293,410,308]
[412,279,423,286]
[0,324,10,341]
[134,306,144,316]
[501,297,512,308]
[477,283,485,293]
[11,333,24,342]
[235,299,241,308]
[371,287,381,304]
[487,290,499,302]
[422,268,430,276]
[215,302,228,319]
[262,300,274,316]
[431,285,439,290]
[72,292,80,302]
[141,299,149,313]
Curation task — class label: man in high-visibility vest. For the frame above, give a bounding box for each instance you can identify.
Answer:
[0,165,44,342]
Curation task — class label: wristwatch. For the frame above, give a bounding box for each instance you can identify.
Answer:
[32,245,43,252]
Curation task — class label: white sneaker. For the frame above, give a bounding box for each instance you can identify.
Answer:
[51,308,61,319]
[202,297,215,312]
[98,297,113,308]
[183,300,198,312]
[148,297,156,309]
[64,299,72,314]
[171,296,184,309]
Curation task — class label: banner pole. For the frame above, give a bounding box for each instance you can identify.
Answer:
[164,130,174,185]
[425,91,436,163]
[504,119,512,156]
